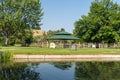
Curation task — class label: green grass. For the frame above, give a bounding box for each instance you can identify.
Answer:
[0,47,120,55]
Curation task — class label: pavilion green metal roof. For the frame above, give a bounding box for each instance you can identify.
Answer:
[48,31,79,40]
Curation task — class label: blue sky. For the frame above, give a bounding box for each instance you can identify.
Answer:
[40,0,120,33]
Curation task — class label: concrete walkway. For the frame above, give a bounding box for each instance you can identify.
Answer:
[14,54,120,62]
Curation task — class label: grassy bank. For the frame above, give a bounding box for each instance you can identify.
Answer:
[0,51,13,63]
[0,47,120,55]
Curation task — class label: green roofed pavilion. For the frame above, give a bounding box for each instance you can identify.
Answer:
[48,31,79,40]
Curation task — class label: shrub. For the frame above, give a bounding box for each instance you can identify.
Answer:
[0,51,13,63]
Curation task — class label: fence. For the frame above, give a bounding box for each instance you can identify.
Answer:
[78,43,119,48]
[28,42,120,48]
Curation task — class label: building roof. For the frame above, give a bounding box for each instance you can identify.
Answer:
[48,31,79,40]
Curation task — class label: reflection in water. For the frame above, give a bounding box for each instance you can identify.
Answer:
[51,62,72,70]
[0,63,41,80]
[75,62,120,80]
[34,63,75,80]
[1,62,120,80]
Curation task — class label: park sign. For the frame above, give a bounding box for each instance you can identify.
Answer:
[48,31,79,40]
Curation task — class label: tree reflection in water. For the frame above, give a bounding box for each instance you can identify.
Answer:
[1,62,120,80]
[0,63,41,80]
[75,62,120,80]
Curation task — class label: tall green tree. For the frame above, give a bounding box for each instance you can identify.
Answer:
[21,0,43,29]
[0,0,43,46]
[74,0,120,45]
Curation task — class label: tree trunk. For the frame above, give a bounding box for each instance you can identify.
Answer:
[5,37,9,46]
[108,43,112,48]
[2,32,10,46]
[96,43,99,48]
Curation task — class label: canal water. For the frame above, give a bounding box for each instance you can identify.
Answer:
[1,62,120,80]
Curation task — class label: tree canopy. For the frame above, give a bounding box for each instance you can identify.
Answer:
[74,0,120,44]
[0,0,43,46]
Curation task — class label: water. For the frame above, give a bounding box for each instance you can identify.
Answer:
[1,62,120,80]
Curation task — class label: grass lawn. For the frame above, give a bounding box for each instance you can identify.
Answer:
[0,47,120,55]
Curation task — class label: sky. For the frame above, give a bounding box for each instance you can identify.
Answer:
[40,0,120,33]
